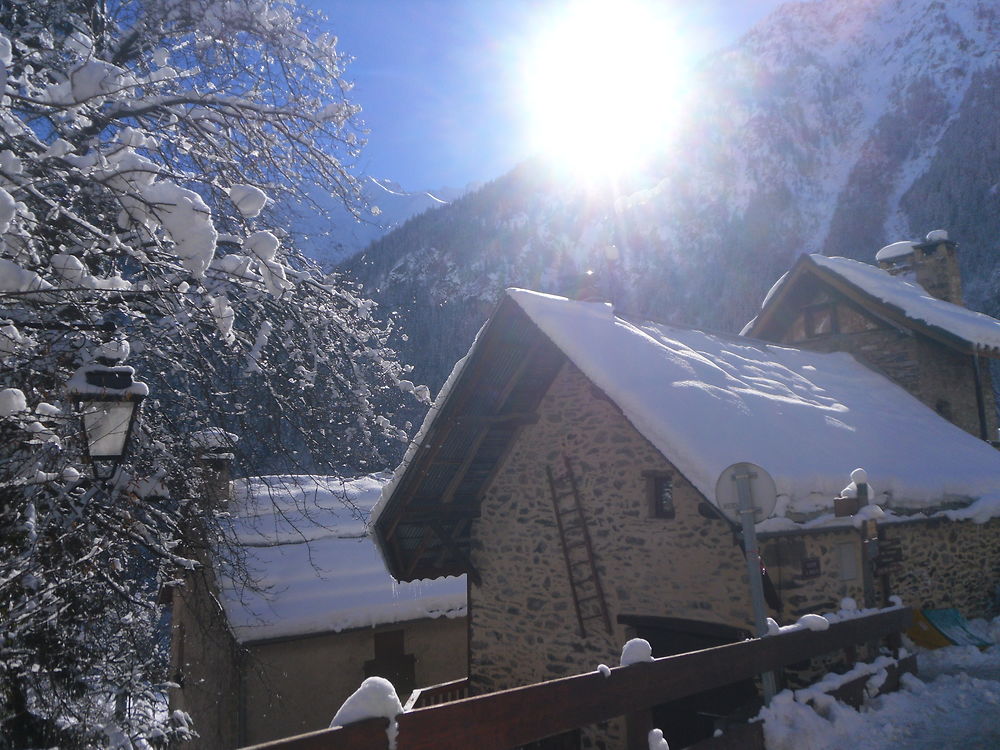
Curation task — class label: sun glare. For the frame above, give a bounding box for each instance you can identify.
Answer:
[521,1,689,180]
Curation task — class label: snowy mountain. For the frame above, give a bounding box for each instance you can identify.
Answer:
[346,0,1000,393]
[295,176,463,267]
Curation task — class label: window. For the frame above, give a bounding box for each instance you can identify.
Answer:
[647,473,675,519]
[804,303,836,338]
[364,629,416,696]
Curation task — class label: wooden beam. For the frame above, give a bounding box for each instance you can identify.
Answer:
[383,299,549,552]
[430,521,481,586]
[436,339,547,509]
[809,262,976,353]
[250,609,911,750]
[455,413,539,426]
[382,300,523,541]
[238,717,389,750]
[399,506,481,523]
[746,255,811,339]
[684,722,764,750]
[472,352,567,506]
[403,527,436,581]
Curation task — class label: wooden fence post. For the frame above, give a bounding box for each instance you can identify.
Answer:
[626,708,655,750]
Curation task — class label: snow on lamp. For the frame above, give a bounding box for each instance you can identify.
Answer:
[67,340,148,479]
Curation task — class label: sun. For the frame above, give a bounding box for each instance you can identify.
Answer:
[520,1,689,180]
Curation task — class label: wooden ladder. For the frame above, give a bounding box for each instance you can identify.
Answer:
[546,455,612,638]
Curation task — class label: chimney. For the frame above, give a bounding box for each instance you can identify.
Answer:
[876,229,963,306]
[192,428,238,508]
[574,269,604,302]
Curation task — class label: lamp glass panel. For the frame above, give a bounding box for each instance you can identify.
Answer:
[81,401,135,458]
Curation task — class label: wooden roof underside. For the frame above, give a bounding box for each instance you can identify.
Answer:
[749,255,1000,356]
[375,297,565,582]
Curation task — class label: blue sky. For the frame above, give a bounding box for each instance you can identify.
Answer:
[307,1,786,191]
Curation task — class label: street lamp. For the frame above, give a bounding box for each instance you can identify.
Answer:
[68,355,148,480]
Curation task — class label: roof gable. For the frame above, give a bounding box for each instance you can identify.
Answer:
[744,254,1000,354]
[372,295,566,582]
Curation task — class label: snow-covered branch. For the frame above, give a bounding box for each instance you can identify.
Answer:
[0,1,414,745]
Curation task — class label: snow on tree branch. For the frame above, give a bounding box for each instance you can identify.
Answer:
[0,1,415,745]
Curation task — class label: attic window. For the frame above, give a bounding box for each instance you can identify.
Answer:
[804,303,836,338]
[645,472,675,519]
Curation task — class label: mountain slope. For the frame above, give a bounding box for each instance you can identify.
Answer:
[296,176,462,267]
[347,0,1000,392]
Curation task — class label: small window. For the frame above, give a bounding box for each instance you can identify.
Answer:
[804,303,836,338]
[648,473,675,519]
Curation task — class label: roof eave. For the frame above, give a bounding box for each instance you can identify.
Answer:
[373,292,561,582]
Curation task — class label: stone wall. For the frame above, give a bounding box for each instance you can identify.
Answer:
[915,339,997,440]
[761,517,1000,620]
[911,243,963,307]
[468,363,755,746]
[795,324,921,397]
[884,518,1000,616]
[240,615,468,745]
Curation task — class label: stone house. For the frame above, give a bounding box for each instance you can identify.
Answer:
[371,233,1000,748]
[742,231,998,441]
[169,474,467,749]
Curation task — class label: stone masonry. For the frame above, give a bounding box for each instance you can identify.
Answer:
[761,516,1000,620]
[466,358,1000,748]
[468,362,754,747]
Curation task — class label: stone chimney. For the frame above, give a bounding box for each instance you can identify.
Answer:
[192,428,238,508]
[876,229,963,306]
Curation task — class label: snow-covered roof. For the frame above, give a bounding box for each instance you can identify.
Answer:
[875,241,917,262]
[218,474,466,643]
[808,255,1000,351]
[506,289,1000,519]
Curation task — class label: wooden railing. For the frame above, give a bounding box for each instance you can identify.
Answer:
[242,607,914,750]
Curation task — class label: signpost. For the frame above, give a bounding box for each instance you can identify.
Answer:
[716,462,778,704]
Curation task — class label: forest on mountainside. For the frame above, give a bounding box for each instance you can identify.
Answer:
[345,0,1000,398]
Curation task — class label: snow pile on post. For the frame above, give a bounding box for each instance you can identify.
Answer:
[330,676,402,749]
[218,474,466,642]
[620,638,654,666]
[647,728,670,750]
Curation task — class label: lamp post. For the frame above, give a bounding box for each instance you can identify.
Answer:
[67,348,148,480]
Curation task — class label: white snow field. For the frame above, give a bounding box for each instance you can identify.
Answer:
[758,618,1000,750]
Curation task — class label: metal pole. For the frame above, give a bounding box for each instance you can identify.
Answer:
[733,468,777,704]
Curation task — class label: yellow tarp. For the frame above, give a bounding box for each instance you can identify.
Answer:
[906,608,991,650]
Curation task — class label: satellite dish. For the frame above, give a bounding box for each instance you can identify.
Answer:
[715,462,777,524]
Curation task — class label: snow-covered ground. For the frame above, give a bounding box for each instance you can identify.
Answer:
[759,618,1000,750]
